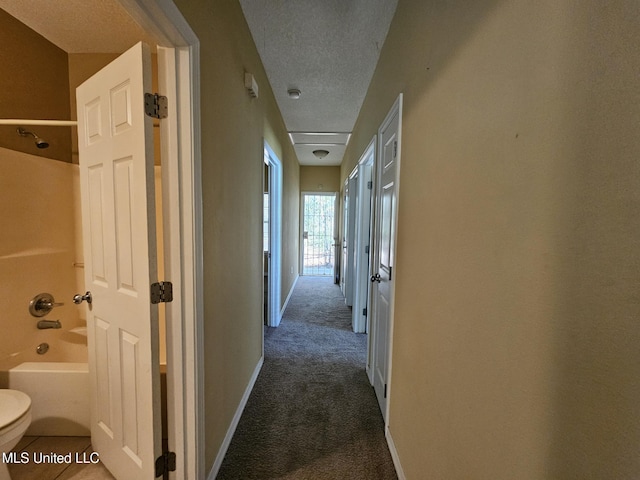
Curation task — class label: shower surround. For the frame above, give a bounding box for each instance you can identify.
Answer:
[0,146,87,375]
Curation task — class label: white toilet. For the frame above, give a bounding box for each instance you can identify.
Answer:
[0,390,32,480]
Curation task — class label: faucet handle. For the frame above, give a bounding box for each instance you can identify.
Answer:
[45,301,64,308]
[29,293,63,317]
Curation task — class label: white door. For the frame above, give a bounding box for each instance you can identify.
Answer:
[371,96,402,420]
[76,42,162,480]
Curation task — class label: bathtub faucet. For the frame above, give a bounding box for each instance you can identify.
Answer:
[37,320,61,329]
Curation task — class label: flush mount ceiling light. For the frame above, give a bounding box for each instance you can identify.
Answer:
[312,149,329,159]
[287,88,301,99]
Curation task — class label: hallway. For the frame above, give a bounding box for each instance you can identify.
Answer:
[217,276,397,479]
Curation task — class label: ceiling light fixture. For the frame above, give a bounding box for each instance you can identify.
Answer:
[312,149,329,159]
[287,88,301,99]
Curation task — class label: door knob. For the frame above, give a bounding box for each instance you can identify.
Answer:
[73,291,92,305]
[370,273,381,283]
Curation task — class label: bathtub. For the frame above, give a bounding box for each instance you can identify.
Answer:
[8,362,90,436]
[7,361,168,438]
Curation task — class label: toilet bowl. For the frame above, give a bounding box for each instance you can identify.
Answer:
[0,390,32,480]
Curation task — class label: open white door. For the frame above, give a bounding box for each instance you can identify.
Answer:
[76,42,162,479]
[371,96,402,420]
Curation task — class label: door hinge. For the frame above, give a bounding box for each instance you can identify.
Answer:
[393,141,398,159]
[362,308,367,317]
[389,266,392,282]
[145,93,168,119]
[151,281,173,304]
[367,180,373,190]
[155,451,176,477]
[384,384,388,398]
[365,245,370,254]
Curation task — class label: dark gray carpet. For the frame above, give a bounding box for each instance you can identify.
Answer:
[216,276,398,480]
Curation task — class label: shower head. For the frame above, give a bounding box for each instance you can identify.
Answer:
[17,127,49,149]
[35,137,49,149]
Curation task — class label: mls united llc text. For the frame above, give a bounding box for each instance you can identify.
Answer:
[2,451,100,465]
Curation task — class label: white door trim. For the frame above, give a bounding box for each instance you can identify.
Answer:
[352,136,375,334]
[264,142,283,327]
[300,191,339,277]
[118,1,203,478]
[344,168,358,307]
[370,94,403,425]
[340,180,349,294]
[381,93,402,426]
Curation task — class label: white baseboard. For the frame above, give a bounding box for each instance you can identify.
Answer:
[386,427,406,480]
[207,355,264,479]
[280,274,299,317]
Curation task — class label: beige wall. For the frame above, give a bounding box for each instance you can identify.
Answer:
[173,0,300,469]
[342,0,640,478]
[300,166,340,193]
[0,9,71,162]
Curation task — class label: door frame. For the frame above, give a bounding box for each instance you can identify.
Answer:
[352,136,376,334]
[344,169,359,306]
[340,181,349,294]
[264,141,283,327]
[368,94,402,425]
[119,1,203,478]
[300,191,338,276]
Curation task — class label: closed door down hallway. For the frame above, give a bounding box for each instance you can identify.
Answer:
[217,277,397,479]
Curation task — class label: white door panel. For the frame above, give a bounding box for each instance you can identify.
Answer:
[77,42,161,480]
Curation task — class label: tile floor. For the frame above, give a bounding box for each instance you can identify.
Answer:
[8,436,114,480]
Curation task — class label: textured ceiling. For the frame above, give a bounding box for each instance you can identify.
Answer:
[0,0,157,53]
[240,0,397,165]
[1,0,398,166]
